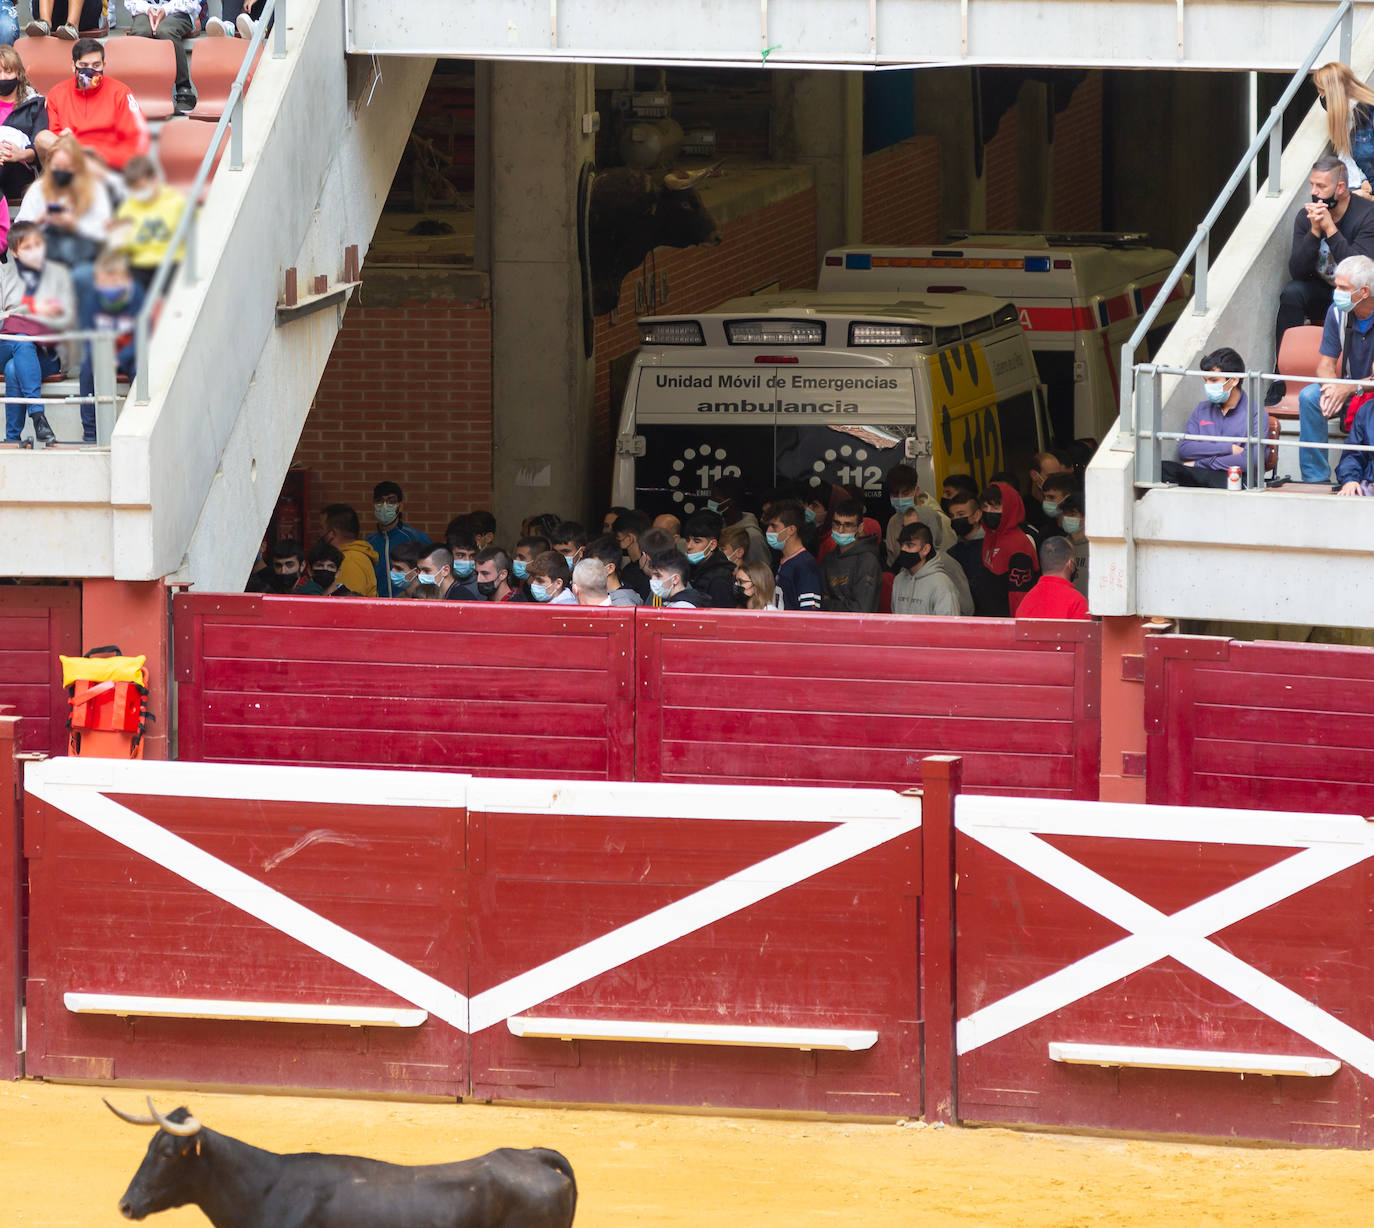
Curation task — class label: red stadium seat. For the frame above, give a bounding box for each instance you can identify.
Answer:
[14,36,74,98]
[157,116,224,201]
[102,35,176,121]
[187,38,259,122]
[1272,324,1328,420]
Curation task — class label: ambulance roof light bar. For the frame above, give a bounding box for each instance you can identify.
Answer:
[725,319,825,346]
[849,321,933,346]
[946,230,1152,248]
[639,321,705,345]
[833,252,1052,272]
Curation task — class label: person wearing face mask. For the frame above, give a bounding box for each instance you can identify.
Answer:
[475,547,518,602]
[73,247,143,443]
[412,544,461,600]
[945,494,998,617]
[386,540,422,597]
[2,222,71,444]
[883,463,954,566]
[1160,346,1265,488]
[1295,255,1374,484]
[296,541,355,596]
[1036,474,1077,544]
[819,498,881,613]
[764,499,823,611]
[263,539,306,594]
[733,560,781,610]
[17,134,108,272]
[0,50,50,211]
[318,503,379,596]
[1015,535,1089,621]
[511,535,549,598]
[1272,156,1374,403]
[1313,62,1374,202]
[40,40,151,173]
[978,481,1039,617]
[440,530,482,600]
[365,480,430,596]
[585,534,643,606]
[1055,495,1089,598]
[551,521,588,573]
[110,157,186,292]
[891,522,966,617]
[644,549,707,608]
[680,510,735,608]
[524,551,577,605]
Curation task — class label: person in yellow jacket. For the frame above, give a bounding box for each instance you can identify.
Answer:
[109,155,186,290]
[320,503,379,596]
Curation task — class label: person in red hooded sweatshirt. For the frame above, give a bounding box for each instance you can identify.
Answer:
[978,479,1039,616]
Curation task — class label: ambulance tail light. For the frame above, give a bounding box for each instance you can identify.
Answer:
[725,319,825,345]
[639,321,705,345]
[824,254,844,266]
[754,355,800,363]
[849,322,933,347]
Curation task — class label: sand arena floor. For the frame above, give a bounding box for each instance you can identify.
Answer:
[5,1080,1374,1226]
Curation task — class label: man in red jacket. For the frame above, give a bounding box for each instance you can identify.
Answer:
[40,39,150,171]
[1016,536,1090,620]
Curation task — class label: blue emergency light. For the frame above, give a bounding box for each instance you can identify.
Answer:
[1022,257,1052,272]
[845,253,872,270]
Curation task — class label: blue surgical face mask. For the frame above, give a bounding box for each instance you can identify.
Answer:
[531,582,552,602]
[686,548,707,564]
[706,499,721,513]
[1334,289,1355,313]
[1061,516,1084,535]
[1041,499,1061,518]
[563,553,579,569]
[416,573,438,586]
[1203,379,1231,404]
[453,559,475,578]
[766,530,784,550]
[649,577,672,599]
[389,570,408,589]
[892,495,915,513]
[374,502,399,526]
[513,559,529,580]
[804,507,818,524]
[831,531,856,547]
[97,284,130,308]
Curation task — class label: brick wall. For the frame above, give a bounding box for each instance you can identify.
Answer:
[983,106,1021,231]
[861,136,942,246]
[591,183,819,495]
[292,285,492,542]
[1051,71,1104,232]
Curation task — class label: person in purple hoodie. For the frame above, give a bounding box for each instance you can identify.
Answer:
[1161,347,1262,489]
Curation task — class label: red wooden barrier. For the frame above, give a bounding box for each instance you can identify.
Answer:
[953,790,1374,1147]
[174,595,636,779]
[465,778,923,1114]
[23,759,467,1094]
[0,587,81,757]
[1146,636,1374,814]
[0,714,22,1080]
[634,610,1100,798]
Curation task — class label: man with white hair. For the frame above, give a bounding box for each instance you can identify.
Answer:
[1298,252,1374,483]
[571,558,613,606]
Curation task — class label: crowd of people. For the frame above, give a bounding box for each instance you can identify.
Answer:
[247,460,1093,621]
[0,38,184,444]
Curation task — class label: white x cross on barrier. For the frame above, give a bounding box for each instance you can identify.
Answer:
[956,797,1374,1077]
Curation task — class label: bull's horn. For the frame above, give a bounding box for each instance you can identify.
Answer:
[664,165,714,191]
[103,1098,159,1127]
[147,1097,201,1137]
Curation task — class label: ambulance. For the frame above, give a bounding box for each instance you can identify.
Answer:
[816,232,1189,447]
[612,290,1049,520]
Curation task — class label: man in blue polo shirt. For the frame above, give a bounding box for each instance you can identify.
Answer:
[1161,347,1261,489]
[367,480,431,596]
[1297,254,1374,484]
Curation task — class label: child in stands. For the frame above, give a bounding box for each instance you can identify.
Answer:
[77,247,143,444]
[110,156,185,291]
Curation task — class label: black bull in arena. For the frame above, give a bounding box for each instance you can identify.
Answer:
[106,1098,578,1228]
[588,165,722,316]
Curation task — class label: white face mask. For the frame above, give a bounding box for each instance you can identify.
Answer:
[129,185,157,204]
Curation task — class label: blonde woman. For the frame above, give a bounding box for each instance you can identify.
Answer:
[1314,62,1374,198]
[16,134,108,268]
[734,561,783,611]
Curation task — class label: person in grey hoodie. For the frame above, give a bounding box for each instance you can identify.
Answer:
[820,498,881,612]
[891,522,967,617]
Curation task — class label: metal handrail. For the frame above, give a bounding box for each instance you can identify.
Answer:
[132,0,287,405]
[1116,0,1357,439]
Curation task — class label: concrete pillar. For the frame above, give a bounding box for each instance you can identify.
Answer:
[912,68,978,236]
[488,62,597,532]
[80,579,172,761]
[1097,614,1150,803]
[772,70,863,253]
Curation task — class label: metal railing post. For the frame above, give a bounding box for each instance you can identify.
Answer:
[274,0,286,57]
[1135,364,1158,484]
[1193,228,1209,314]
[1119,341,1137,436]
[91,333,117,447]
[134,313,150,405]
[1341,1,1354,63]
[185,211,199,285]
[1245,371,1262,489]
[230,86,243,171]
[1267,110,1284,197]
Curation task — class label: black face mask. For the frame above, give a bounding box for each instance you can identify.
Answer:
[50,168,74,188]
[476,579,498,597]
[898,549,925,571]
[268,571,298,593]
[939,498,953,515]
[1313,191,1339,209]
[0,79,18,97]
[982,511,1003,530]
[949,516,973,537]
[733,582,747,596]
[310,567,336,589]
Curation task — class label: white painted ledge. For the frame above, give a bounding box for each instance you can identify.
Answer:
[64,992,427,1028]
[1049,1041,1339,1077]
[507,1015,878,1050]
